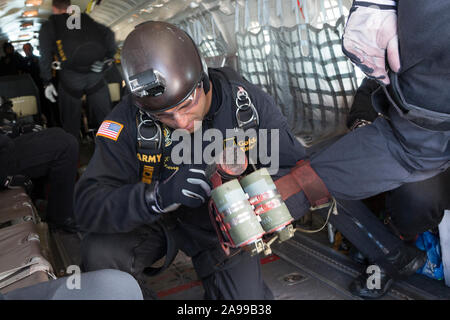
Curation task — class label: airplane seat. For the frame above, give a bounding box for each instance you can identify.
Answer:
[0,188,55,294]
[104,63,124,105]
[107,83,121,104]
[0,74,41,124]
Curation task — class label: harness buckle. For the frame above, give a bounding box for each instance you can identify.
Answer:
[51,61,62,70]
[235,86,259,129]
[137,111,162,150]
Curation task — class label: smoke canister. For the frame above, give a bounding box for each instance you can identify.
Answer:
[240,168,294,234]
[211,179,265,248]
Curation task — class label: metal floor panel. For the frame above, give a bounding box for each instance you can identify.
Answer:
[271,232,450,300]
[261,256,351,300]
[48,224,450,300]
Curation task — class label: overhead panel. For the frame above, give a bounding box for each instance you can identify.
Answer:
[89,0,148,27]
[0,0,90,44]
[88,0,202,43]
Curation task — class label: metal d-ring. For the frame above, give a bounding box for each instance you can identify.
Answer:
[137,118,162,149]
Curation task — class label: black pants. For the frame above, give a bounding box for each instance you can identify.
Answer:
[11,128,78,224]
[58,70,112,138]
[386,168,449,238]
[1,269,142,300]
[81,213,274,300]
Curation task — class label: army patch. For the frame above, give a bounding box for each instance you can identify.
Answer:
[97,121,124,141]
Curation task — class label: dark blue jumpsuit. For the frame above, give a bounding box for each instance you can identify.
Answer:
[74,67,304,299]
[286,0,450,272]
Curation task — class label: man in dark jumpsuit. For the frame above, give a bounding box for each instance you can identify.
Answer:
[1,269,143,300]
[282,0,449,298]
[75,22,304,299]
[23,43,41,87]
[76,1,449,299]
[0,42,26,76]
[39,0,115,138]
[346,76,450,274]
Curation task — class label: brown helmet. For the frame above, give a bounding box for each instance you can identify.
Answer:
[122,21,207,113]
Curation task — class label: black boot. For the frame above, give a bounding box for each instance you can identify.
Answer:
[349,245,427,299]
[349,246,369,265]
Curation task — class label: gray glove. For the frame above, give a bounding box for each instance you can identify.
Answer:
[342,0,401,85]
[90,59,114,73]
[154,165,212,213]
[44,83,58,103]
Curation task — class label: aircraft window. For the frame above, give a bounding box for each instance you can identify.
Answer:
[178,17,227,59]
[235,0,359,146]
[198,36,223,59]
[316,0,347,26]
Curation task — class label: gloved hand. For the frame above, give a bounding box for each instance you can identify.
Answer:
[90,59,113,73]
[342,0,401,85]
[44,83,58,103]
[155,165,212,213]
[90,60,106,73]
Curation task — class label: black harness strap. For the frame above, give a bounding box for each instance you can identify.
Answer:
[136,110,163,184]
[215,67,260,131]
[136,110,178,276]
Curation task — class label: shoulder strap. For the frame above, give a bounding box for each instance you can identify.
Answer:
[136,109,162,151]
[214,67,260,131]
[136,110,163,184]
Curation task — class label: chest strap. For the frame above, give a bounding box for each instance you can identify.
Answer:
[215,67,260,131]
[136,110,163,184]
[234,85,259,130]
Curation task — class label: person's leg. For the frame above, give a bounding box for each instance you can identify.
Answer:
[57,84,83,139]
[169,207,274,300]
[81,224,167,299]
[85,79,112,129]
[320,199,426,299]
[325,199,404,269]
[58,70,88,139]
[193,249,274,300]
[3,269,143,300]
[310,117,448,202]
[12,128,78,225]
[386,168,450,239]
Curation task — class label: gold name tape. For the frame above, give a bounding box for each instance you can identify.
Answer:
[223,137,258,152]
[142,165,154,184]
[137,153,162,164]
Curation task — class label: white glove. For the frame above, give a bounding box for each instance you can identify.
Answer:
[44,83,58,103]
[342,1,401,85]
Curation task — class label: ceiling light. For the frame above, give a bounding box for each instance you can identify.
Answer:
[20,22,34,29]
[140,7,154,14]
[25,0,43,6]
[23,10,39,17]
[189,2,199,8]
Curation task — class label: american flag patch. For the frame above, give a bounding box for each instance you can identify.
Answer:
[96,121,124,141]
